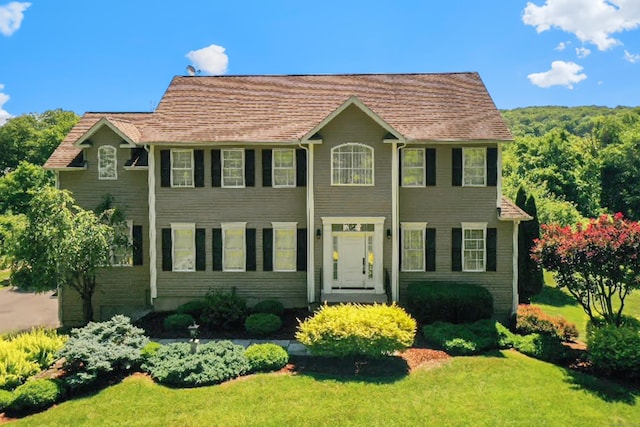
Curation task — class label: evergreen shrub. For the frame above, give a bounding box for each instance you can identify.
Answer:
[0,389,14,412]
[245,343,288,372]
[422,320,513,356]
[200,289,247,329]
[406,282,493,325]
[244,313,282,336]
[252,300,285,316]
[163,313,196,333]
[9,379,64,413]
[175,300,207,318]
[588,324,640,378]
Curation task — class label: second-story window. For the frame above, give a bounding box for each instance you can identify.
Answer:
[402,148,425,187]
[331,143,374,186]
[222,149,245,188]
[171,149,194,187]
[98,145,117,180]
[463,147,486,186]
[273,149,296,187]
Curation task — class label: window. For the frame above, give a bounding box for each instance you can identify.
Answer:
[222,222,246,271]
[331,143,374,185]
[401,223,427,271]
[98,145,117,180]
[402,148,425,187]
[222,149,245,187]
[462,223,486,272]
[463,148,486,186]
[171,150,194,187]
[111,220,132,267]
[273,149,296,187]
[272,222,296,271]
[172,223,195,272]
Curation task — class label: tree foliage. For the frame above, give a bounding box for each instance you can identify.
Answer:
[0,162,53,215]
[516,188,544,302]
[533,213,640,326]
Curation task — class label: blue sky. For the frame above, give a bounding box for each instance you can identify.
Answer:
[1,1,639,123]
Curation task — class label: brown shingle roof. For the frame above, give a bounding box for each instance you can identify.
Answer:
[500,196,533,221]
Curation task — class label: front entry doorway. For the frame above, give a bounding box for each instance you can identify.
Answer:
[335,233,374,289]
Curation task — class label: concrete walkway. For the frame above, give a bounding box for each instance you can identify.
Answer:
[154,338,310,356]
[0,287,59,333]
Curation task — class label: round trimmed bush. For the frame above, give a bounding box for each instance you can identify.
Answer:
[200,289,247,329]
[588,324,640,378]
[245,313,282,336]
[252,300,284,316]
[245,343,289,372]
[163,313,196,333]
[175,300,207,318]
[0,389,14,413]
[9,379,64,413]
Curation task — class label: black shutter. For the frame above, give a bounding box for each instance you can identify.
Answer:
[262,149,272,187]
[426,148,436,186]
[487,147,498,187]
[194,150,204,187]
[296,149,307,187]
[452,228,462,271]
[297,228,307,271]
[246,228,256,271]
[196,228,206,271]
[263,228,273,271]
[487,228,497,271]
[162,228,172,271]
[160,150,171,187]
[426,228,436,271]
[245,149,255,187]
[132,225,143,266]
[452,148,462,186]
[211,150,221,187]
[212,228,222,271]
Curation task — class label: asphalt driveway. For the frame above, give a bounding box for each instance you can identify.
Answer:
[0,287,59,333]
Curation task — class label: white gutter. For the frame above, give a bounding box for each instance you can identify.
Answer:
[391,142,403,301]
[298,143,315,305]
[146,145,157,301]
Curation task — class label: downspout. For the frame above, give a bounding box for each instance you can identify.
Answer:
[512,220,520,314]
[391,142,406,302]
[298,143,315,306]
[145,144,157,303]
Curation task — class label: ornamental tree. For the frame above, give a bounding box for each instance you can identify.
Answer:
[532,213,640,326]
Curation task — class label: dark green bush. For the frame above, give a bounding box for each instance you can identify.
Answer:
[406,282,493,325]
[9,379,64,413]
[57,315,149,390]
[143,341,249,387]
[245,343,289,372]
[588,324,640,378]
[141,342,162,363]
[244,313,282,336]
[423,320,511,356]
[252,300,284,316]
[175,300,208,318]
[200,288,247,329]
[513,333,570,364]
[586,316,640,341]
[296,303,416,359]
[163,313,196,333]
[0,389,14,412]
[515,305,578,341]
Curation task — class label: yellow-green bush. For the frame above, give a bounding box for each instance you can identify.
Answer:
[296,303,417,359]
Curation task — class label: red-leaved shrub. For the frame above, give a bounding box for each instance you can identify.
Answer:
[516,305,578,342]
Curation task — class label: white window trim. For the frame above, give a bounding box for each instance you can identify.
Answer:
[222,222,247,272]
[222,149,245,188]
[331,143,375,186]
[401,222,427,272]
[272,149,296,188]
[462,147,487,187]
[401,148,425,187]
[111,220,133,267]
[171,223,195,272]
[170,149,194,188]
[461,222,487,272]
[98,145,117,180]
[272,222,298,272]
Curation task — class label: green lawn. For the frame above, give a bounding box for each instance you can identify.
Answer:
[0,269,9,289]
[12,351,640,426]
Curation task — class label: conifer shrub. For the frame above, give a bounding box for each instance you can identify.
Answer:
[296,303,416,359]
[252,300,285,316]
[0,342,40,390]
[245,343,289,372]
[512,333,570,364]
[244,313,282,336]
[406,282,493,325]
[163,313,196,333]
[9,379,64,413]
[0,389,14,412]
[200,288,247,329]
[588,323,640,378]
[175,300,208,318]
[515,305,578,341]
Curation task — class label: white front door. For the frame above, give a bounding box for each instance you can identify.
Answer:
[337,234,368,288]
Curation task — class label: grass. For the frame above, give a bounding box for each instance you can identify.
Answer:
[11,351,639,426]
[0,269,9,289]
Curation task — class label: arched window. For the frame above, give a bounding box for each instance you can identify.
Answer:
[331,143,374,185]
[98,145,117,180]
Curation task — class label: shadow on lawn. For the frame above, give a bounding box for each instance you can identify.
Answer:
[532,285,578,308]
[289,354,409,384]
[564,369,639,405]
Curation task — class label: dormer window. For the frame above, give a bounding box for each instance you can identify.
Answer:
[331,143,374,186]
[98,145,117,180]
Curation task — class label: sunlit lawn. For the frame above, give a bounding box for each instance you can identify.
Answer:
[0,269,9,289]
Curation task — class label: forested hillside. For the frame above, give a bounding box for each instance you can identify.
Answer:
[501,106,640,225]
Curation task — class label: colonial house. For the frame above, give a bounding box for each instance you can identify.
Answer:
[44,73,530,326]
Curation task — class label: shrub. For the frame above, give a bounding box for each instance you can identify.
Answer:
[0,342,40,390]
[586,316,640,341]
[0,389,14,412]
[57,315,149,390]
[163,313,196,333]
[143,341,249,387]
[245,313,282,336]
[9,379,64,413]
[296,303,416,359]
[200,288,247,329]
[245,343,288,372]
[406,282,493,325]
[588,324,640,378]
[141,342,162,363]
[252,300,284,316]
[8,329,67,369]
[515,305,578,341]
[175,300,208,318]
[423,320,510,356]
[513,333,570,364]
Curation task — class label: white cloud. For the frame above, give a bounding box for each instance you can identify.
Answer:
[576,47,591,58]
[185,44,228,75]
[0,1,31,36]
[624,49,640,63]
[555,41,569,50]
[528,60,587,89]
[0,84,12,126]
[523,0,640,51]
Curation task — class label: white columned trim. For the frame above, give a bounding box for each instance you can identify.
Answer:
[497,142,503,208]
[512,220,520,313]
[54,171,60,189]
[147,145,157,301]
[306,144,315,304]
[391,142,399,301]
